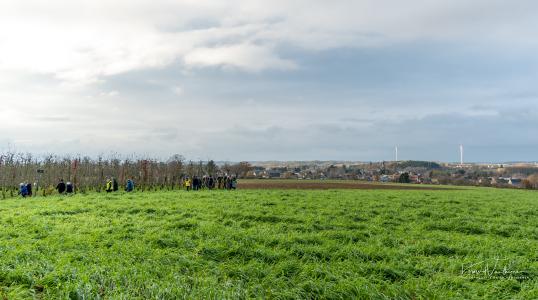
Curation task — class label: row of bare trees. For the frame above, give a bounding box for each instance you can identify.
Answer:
[0,152,252,198]
[522,174,538,189]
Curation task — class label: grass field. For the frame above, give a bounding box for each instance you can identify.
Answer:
[0,186,537,299]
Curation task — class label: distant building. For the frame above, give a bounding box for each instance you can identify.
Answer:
[410,174,421,183]
[268,171,281,179]
[508,178,523,187]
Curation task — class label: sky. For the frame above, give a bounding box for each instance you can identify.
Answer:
[1,0,537,162]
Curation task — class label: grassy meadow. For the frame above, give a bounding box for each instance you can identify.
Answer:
[0,187,537,299]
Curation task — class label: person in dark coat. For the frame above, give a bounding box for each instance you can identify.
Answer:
[208,176,215,190]
[112,178,119,192]
[66,182,74,194]
[56,179,66,194]
[26,183,32,197]
[226,175,233,190]
[231,177,237,190]
[195,176,199,191]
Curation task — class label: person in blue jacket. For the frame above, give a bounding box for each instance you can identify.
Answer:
[126,179,135,192]
[19,183,28,198]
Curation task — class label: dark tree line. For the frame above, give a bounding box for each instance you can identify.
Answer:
[0,152,252,199]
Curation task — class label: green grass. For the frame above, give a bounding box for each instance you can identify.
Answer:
[0,188,537,299]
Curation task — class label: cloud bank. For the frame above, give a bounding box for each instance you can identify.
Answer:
[1,0,537,161]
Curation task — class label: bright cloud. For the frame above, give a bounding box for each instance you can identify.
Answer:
[2,0,537,84]
[184,43,297,72]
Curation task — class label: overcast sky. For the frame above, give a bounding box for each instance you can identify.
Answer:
[1,0,537,162]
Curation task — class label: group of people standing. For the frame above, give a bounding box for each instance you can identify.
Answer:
[56,179,75,194]
[18,182,33,198]
[105,178,135,193]
[183,175,237,191]
[18,179,76,197]
[17,175,237,198]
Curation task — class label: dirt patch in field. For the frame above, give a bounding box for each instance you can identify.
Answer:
[238,181,452,190]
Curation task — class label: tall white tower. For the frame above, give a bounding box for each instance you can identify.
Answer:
[460,144,464,165]
[395,146,398,162]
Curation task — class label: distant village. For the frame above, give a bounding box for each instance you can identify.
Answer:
[241,161,538,189]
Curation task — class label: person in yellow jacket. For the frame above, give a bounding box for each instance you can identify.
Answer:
[184,177,192,191]
[105,178,113,193]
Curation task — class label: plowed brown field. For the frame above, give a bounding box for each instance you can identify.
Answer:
[238,180,453,190]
